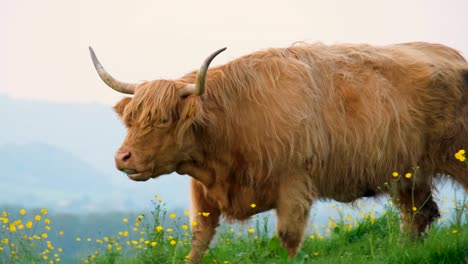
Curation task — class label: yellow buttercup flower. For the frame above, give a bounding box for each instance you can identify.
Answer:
[202,212,210,217]
[248,228,255,234]
[170,240,177,246]
[405,173,412,179]
[41,208,48,215]
[19,209,26,215]
[250,203,256,208]
[392,172,399,177]
[455,149,466,162]
[170,213,176,219]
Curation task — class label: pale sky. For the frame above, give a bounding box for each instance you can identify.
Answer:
[1,0,467,105]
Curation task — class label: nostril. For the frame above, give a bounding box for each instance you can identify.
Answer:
[116,150,132,164]
[122,151,132,162]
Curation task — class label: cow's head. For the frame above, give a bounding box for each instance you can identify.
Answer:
[89,47,226,181]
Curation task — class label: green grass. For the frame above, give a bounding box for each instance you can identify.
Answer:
[1,199,467,264]
[194,210,467,264]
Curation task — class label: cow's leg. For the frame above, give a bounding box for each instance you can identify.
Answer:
[393,174,440,236]
[188,180,221,262]
[275,177,315,258]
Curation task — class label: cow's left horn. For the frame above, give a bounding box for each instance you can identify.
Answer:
[179,47,227,97]
[89,47,137,94]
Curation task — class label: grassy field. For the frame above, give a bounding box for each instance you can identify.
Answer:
[0,194,467,264]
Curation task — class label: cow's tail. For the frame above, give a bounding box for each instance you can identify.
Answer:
[453,68,468,191]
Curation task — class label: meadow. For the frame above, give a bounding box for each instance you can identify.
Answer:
[1,156,468,263]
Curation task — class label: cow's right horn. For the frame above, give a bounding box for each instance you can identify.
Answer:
[179,47,227,97]
[89,47,137,94]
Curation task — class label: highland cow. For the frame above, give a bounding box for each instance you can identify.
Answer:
[90,42,468,261]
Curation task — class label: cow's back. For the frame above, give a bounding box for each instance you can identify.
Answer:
[188,42,468,197]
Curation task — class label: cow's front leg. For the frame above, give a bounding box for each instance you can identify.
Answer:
[276,176,315,258]
[188,180,221,262]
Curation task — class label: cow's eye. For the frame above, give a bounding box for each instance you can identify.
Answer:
[155,117,171,128]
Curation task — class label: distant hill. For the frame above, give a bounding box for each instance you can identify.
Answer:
[0,94,122,170]
[0,95,190,213]
[0,142,107,191]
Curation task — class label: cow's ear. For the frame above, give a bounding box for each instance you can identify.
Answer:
[113,97,132,117]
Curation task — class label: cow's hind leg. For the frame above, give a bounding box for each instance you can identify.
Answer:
[276,176,315,258]
[393,176,440,236]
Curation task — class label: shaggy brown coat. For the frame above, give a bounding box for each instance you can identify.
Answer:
[108,42,468,261]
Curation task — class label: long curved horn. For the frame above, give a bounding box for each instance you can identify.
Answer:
[179,47,227,97]
[89,47,137,94]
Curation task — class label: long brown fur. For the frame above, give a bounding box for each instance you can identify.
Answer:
[109,42,468,261]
